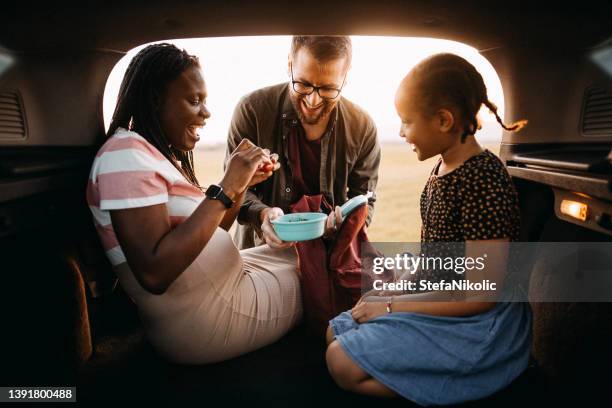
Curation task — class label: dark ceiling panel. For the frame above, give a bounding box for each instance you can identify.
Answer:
[1,0,611,53]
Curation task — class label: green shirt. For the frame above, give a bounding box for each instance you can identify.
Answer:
[226,82,381,249]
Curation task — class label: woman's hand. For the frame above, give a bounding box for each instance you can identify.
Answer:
[351,300,387,324]
[221,139,269,197]
[249,152,280,187]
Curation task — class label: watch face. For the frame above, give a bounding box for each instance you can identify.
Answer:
[206,184,221,198]
[205,184,233,208]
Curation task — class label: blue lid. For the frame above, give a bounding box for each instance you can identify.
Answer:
[340,195,369,219]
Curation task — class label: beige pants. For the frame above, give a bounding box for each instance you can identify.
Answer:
[114,228,302,364]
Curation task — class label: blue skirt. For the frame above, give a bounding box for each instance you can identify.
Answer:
[329,302,532,406]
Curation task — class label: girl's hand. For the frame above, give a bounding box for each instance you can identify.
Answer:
[352,289,383,308]
[351,300,387,323]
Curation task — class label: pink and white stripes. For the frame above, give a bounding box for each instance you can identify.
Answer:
[87,128,204,266]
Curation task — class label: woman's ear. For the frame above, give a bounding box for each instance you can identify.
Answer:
[436,108,455,133]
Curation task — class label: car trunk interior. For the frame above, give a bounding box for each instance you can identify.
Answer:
[1,1,611,405]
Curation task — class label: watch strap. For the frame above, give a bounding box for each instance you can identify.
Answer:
[206,184,234,209]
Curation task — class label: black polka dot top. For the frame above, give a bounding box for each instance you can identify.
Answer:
[420,149,520,243]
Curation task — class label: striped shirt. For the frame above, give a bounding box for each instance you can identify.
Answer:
[86,127,204,266]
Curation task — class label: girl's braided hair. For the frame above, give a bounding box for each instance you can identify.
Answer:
[407,53,527,143]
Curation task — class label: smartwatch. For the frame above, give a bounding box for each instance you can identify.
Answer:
[205,184,234,209]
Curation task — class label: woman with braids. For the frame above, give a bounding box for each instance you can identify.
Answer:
[86,43,302,364]
[325,53,531,405]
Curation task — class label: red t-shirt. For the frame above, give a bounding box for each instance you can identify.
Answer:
[287,126,321,203]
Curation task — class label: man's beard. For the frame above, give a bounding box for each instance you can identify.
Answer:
[289,92,336,125]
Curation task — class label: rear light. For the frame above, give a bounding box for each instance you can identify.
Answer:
[560,199,589,221]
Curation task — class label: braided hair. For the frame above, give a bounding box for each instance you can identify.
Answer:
[106,43,202,189]
[406,53,527,143]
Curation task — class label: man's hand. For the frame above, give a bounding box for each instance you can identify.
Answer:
[351,300,387,324]
[323,206,343,238]
[260,207,295,249]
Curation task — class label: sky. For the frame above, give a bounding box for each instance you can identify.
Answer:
[103,36,505,147]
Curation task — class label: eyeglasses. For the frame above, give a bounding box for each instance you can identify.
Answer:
[290,62,347,100]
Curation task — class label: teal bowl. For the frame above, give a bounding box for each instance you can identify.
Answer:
[270,212,327,242]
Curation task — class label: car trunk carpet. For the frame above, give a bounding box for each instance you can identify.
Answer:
[76,288,544,407]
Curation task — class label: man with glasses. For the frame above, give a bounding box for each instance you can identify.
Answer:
[227,36,381,249]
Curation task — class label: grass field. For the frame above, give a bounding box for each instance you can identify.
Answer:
[194,142,499,242]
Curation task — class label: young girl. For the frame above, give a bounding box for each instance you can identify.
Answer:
[325,53,530,405]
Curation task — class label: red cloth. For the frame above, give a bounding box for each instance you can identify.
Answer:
[289,194,381,337]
